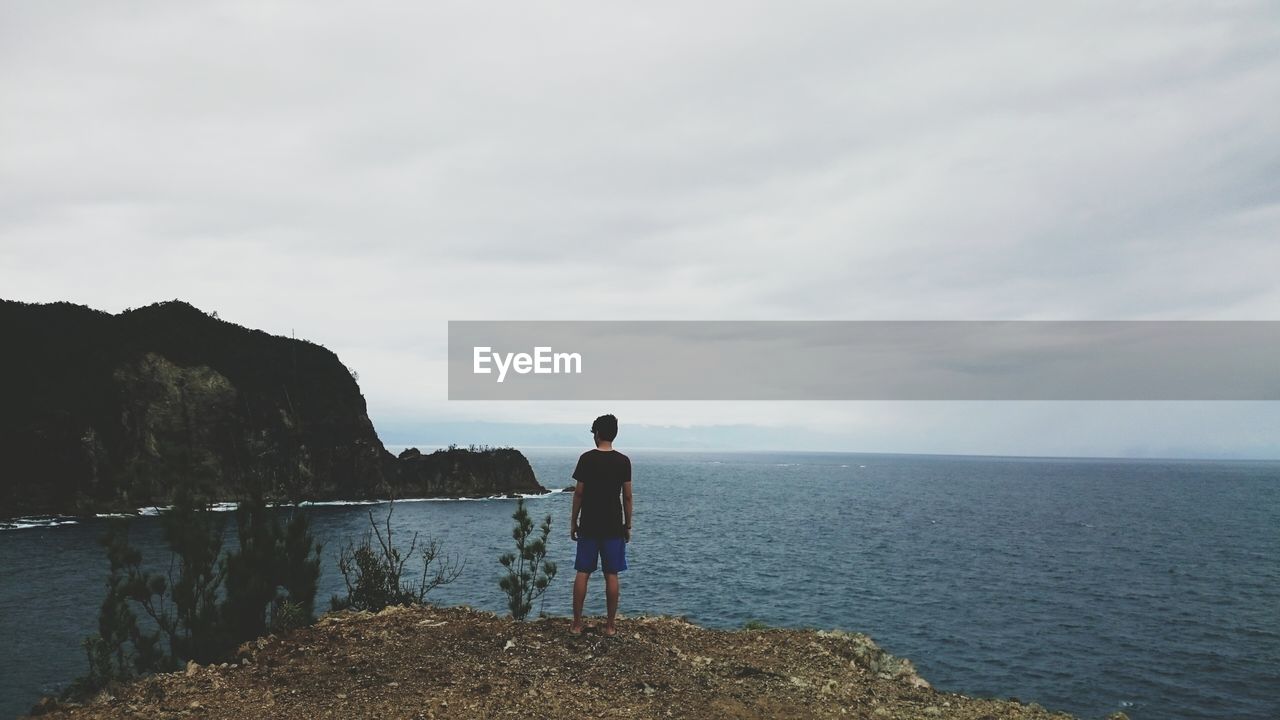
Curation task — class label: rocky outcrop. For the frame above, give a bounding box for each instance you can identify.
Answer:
[0,299,545,517]
[27,605,1078,720]
[396,447,544,497]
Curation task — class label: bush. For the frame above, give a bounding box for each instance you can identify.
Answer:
[63,522,167,699]
[223,490,322,641]
[498,499,557,621]
[69,487,322,700]
[331,500,463,612]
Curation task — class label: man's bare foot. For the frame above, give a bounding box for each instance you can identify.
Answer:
[569,621,584,635]
[603,624,617,637]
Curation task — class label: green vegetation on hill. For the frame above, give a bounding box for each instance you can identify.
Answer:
[0,299,545,517]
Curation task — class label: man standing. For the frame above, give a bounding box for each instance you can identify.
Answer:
[569,414,632,636]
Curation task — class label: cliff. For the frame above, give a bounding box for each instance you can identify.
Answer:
[28,604,1093,720]
[0,299,545,517]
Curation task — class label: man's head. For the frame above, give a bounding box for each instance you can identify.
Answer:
[591,414,619,444]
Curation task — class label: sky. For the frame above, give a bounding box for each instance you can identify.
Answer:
[2,1,1279,458]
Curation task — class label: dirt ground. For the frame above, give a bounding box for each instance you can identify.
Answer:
[31,605,1100,720]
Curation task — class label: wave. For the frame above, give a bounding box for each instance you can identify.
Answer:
[0,516,81,530]
[302,489,567,506]
[1,490,569,531]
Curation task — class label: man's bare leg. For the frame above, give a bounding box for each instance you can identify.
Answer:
[571,571,589,634]
[603,573,620,636]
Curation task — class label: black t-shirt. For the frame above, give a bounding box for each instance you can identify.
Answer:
[573,449,631,539]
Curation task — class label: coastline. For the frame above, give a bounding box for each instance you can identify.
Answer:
[0,489,569,531]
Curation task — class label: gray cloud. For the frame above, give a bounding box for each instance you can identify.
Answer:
[2,1,1279,456]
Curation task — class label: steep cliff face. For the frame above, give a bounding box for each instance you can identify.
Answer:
[0,300,543,517]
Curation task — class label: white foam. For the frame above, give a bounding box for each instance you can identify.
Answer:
[300,488,564,507]
[0,516,81,531]
[4,489,567,530]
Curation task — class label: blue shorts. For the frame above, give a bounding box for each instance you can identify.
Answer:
[575,536,627,574]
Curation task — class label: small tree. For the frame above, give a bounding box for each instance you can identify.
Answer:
[331,499,463,612]
[498,499,557,621]
[153,484,228,664]
[72,486,323,702]
[65,522,167,699]
[223,490,323,640]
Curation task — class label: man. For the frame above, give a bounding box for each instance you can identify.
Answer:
[569,413,632,636]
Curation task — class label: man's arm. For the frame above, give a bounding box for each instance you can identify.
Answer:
[570,481,584,540]
[622,480,633,542]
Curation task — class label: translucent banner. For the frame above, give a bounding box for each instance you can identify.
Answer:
[447,321,1280,400]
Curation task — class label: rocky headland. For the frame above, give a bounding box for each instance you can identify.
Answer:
[28,604,1110,720]
[0,299,545,518]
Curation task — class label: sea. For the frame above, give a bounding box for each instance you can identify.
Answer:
[0,449,1277,720]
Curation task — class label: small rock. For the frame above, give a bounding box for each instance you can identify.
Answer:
[29,697,61,714]
[336,693,347,700]
[189,700,202,710]
[503,639,516,651]
[923,707,942,717]
[908,675,932,689]
[185,660,199,677]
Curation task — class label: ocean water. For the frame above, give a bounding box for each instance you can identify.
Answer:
[0,450,1277,719]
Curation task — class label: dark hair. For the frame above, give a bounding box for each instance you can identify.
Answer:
[591,414,619,442]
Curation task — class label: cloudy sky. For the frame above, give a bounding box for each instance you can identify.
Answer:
[2,1,1278,457]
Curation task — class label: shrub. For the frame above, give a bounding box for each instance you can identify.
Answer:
[498,499,557,621]
[70,487,322,700]
[223,490,322,640]
[64,521,167,699]
[331,499,463,612]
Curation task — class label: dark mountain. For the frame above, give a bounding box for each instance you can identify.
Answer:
[0,299,544,517]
